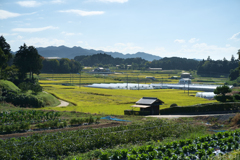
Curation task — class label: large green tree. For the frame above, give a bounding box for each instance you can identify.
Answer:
[0,36,12,79]
[214,85,232,102]
[14,43,43,80]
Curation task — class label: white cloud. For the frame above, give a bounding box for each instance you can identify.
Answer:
[61,31,82,36]
[97,0,128,3]
[0,10,21,19]
[59,9,104,16]
[12,26,58,33]
[51,0,65,4]
[23,38,65,47]
[17,1,41,7]
[174,39,185,43]
[230,32,240,40]
[188,38,199,43]
[0,33,18,36]
[17,35,23,39]
[178,43,238,60]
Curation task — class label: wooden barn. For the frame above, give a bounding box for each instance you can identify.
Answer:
[130,97,164,115]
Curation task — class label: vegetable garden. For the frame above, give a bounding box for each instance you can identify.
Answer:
[96,129,240,160]
[0,119,205,160]
[0,110,100,134]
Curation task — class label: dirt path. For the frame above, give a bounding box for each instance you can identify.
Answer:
[146,113,236,118]
[57,99,69,107]
[43,91,69,107]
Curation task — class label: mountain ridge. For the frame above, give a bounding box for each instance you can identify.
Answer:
[28,45,162,61]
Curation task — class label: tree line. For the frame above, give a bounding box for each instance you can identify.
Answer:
[74,53,148,69]
[197,56,239,77]
[74,53,200,70]
[41,58,82,73]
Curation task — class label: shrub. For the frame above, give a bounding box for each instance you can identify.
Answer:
[18,82,31,93]
[234,94,240,101]
[31,83,42,94]
[5,91,44,108]
[231,113,240,126]
[170,103,178,108]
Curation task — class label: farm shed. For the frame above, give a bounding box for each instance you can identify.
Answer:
[129,97,164,115]
[181,72,192,79]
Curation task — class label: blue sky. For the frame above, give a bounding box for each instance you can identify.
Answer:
[1,0,239,60]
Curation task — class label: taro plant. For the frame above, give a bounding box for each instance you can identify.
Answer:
[182,146,189,153]
[99,152,109,160]
[148,151,157,160]
[127,154,137,160]
[138,153,148,160]
[179,140,186,147]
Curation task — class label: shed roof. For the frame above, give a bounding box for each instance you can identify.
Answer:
[136,97,164,105]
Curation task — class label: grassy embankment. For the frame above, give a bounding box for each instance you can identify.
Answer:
[40,84,217,115]
[0,80,60,107]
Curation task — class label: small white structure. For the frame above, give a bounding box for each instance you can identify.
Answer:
[148,68,162,71]
[178,78,191,84]
[196,92,216,99]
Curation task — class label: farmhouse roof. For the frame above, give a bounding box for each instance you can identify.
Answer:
[136,97,164,105]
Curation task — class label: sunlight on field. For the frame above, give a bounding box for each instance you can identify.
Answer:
[41,84,217,115]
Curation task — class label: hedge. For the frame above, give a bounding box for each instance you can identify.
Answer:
[160,102,240,115]
[124,110,151,115]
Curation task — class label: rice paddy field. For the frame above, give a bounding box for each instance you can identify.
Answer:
[39,72,180,85]
[40,84,217,115]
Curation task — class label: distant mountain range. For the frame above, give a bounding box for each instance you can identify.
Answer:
[11,45,202,61]
[33,45,162,61]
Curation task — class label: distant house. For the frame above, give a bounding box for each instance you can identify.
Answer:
[130,97,164,115]
[178,78,191,84]
[148,68,162,71]
[181,72,192,79]
[92,67,110,72]
[170,76,180,79]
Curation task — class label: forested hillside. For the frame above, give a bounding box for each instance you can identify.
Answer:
[74,54,200,70]
[150,57,199,70]
[197,56,238,77]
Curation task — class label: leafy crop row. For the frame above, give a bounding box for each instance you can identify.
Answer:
[0,119,67,134]
[0,120,204,159]
[95,130,240,160]
[0,110,61,125]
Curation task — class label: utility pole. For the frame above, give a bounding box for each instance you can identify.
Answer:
[184,82,185,93]
[126,74,128,89]
[162,77,163,88]
[137,75,139,90]
[52,70,53,80]
[188,80,189,95]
